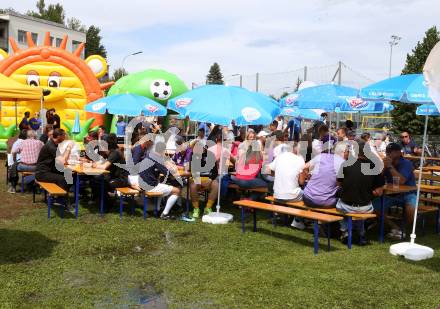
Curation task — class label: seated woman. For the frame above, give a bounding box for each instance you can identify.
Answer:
[91,133,129,205]
[172,136,192,169]
[230,130,267,200]
[302,136,346,208]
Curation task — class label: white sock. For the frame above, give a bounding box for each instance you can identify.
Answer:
[162,195,179,215]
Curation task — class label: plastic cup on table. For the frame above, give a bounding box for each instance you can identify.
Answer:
[392,176,400,189]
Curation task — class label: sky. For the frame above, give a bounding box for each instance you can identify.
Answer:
[3,0,440,94]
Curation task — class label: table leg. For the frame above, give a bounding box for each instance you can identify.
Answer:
[379,196,385,243]
[327,224,331,252]
[347,217,352,250]
[314,220,319,255]
[401,205,406,240]
[436,208,440,234]
[47,195,52,220]
[253,210,257,232]
[100,175,104,216]
[241,207,245,232]
[186,177,190,215]
[143,195,148,220]
[119,195,123,222]
[75,173,80,218]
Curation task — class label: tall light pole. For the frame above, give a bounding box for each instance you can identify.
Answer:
[389,35,401,78]
[232,74,242,87]
[121,51,143,76]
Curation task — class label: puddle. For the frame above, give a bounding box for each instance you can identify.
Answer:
[95,284,167,308]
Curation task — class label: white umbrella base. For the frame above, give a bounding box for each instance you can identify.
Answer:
[202,212,233,224]
[390,242,434,261]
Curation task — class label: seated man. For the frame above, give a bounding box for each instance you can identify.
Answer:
[303,136,345,208]
[13,130,44,186]
[172,136,192,168]
[92,133,129,195]
[336,139,384,242]
[268,143,306,229]
[136,138,182,220]
[372,143,416,239]
[189,133,225,219]
[399,131,421,156]
[35,129,74,204]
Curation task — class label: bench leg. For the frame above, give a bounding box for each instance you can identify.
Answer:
[32,185,36,203]
[47,195,52,220]
[241,207,245,233]
[401,205,406,240]
[436,208,440,234]
[379,196,385,243]
[313,220,319,255]
[119,195,123,222]
[21,174,25,193]
[60,197,64,219]
[347,217,352,250]
[186,180,190,215]
[75,173,80,218]
[154,198,159,218]
[327,224,331,252]
[253,210,257,232]
[100,176,105,216]
[130,197,135,215]
[143,195,148,220]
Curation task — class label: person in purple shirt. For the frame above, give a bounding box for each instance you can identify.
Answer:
[172,136,192,167]
[302,137,346,208]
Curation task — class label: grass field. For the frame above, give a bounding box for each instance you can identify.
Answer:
[0,161,439,308]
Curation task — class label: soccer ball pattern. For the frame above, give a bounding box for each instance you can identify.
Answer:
[150,79,172,100]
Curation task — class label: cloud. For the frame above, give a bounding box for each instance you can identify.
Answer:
[3,0,440,96]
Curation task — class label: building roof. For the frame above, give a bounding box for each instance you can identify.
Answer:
[0,9,86,34]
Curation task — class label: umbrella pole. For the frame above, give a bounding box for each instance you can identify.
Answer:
[410,115,429,245]
[15,100,17,129]
[216,136,223,212]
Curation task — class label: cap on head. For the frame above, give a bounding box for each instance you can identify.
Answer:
[386,142,402,154]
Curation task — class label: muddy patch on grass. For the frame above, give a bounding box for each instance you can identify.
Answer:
[95,283,167,308]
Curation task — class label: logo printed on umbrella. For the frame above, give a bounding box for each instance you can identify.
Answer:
[285,94,298,106]
[241,107,261,122]
[347,97,368,110]
[145,104,158,113]
[92,102,107,111]
[284,108,294,114]
[175,98,192,108]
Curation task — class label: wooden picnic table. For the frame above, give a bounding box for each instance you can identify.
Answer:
[404,155,440,162]
[422,165,440,173]
[379,184,417,243]
[66,164,110,217]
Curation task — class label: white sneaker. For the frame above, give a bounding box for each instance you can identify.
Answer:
[387,228,405,239]
[291,218,305,230]
[7,186,16,194]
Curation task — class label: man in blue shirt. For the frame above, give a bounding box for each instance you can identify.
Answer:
[373,143,417,239]
[286,117,302,142]
[116,116,127,137]
[29,112,42,131]
[400,131,421,155]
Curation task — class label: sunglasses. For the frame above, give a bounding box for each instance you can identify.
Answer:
[400,135,409,138]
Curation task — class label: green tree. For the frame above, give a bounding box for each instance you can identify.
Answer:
[206,62,224,85]
[391,26,440,135]
[85,25,107,59]
[27,0,65,24]
[67,17,86,32]
[111,67,128,82]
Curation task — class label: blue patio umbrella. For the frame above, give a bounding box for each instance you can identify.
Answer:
[85,93,167,117]
[168,85,280,126]
[279,93,299,107]
[72,111,81,134]
[416,103,440,116]
[168,85,279,223]
[295,84,359,111]
[360,74,432,103]
[279,106,323,120]
[335,100,394,114]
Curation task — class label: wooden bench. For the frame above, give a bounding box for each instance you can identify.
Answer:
[34,180,68,219]
[18,171,35,193]
[115,187,163,220]
[228,183,269,194]
[233,200,343,255]
[265,196,376,248]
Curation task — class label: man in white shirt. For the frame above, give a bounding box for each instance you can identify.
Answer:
[269,144,306,229]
